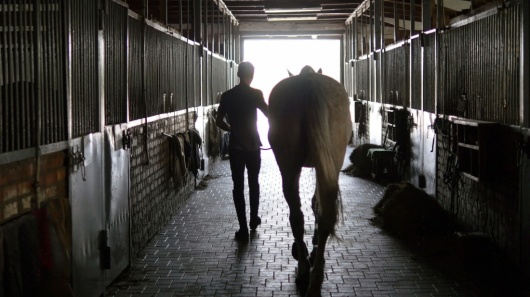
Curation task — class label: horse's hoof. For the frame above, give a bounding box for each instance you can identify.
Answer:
[295,274,310,295]
[295,275,309,286]
[291,241,309,260]
[304,284,322,297]
[305,291,322,297]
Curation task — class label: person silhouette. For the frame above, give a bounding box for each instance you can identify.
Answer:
[216,61,268,240]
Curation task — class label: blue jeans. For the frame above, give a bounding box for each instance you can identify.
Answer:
[229,149,261,229]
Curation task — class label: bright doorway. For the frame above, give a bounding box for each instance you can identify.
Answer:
[242,38,342,148]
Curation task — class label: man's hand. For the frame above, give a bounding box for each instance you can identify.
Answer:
[216,112,231,132]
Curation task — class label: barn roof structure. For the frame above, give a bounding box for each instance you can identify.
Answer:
[126,0,477,39]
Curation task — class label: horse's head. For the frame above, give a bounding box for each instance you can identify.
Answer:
[287,66,323,77]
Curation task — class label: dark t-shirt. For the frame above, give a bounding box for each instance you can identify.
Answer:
[218,84,266,151]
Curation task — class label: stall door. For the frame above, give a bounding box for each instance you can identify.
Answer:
[70,134,106,297]
[104,124,130,284]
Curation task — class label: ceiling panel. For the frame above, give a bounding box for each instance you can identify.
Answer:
[126,0,476,37]
[223,0,362,23]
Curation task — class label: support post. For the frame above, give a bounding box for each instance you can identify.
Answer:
[519,3,530,280]
[394,0,398,42]
[410,0,416,35]
[374,0,382,50]
[520,0,529,127]
[436,0,444,28]
[353,16,357,59]
[422,0,432,31]
[193,0,202,43]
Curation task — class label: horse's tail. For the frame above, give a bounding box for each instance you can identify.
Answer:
[306,87,343,238]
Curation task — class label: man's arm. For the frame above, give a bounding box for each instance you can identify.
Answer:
[216,110,231,132]
[258,92,268,118]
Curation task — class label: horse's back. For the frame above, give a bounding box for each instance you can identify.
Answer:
[268,73,352,169]
[268,73,350,123]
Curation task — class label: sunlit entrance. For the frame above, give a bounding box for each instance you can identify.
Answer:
[242,38,342,148]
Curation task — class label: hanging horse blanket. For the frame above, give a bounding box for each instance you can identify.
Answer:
[167,129,202,182]
[206,113,221,158]
[186,129,203,178]
[169,133,189,188]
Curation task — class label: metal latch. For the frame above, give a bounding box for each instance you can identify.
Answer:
[69,146,86,181]
[122,129,132,150]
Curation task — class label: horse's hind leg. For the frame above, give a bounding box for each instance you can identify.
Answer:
[281,168,311,287]
[307,224,331,297]
[294,193,317,264]
[307,187,338,296]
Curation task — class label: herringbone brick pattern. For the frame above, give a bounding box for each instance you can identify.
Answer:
[106,148,519,297]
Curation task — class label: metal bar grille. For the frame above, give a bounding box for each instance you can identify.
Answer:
[1,1,30,152]
[187,41,200,108]
[176,39,186,111]
[375,54,381,103]
[211,55,227,105]
[186,41,195,108]
[202,50,209,106]
[1,0,66,153]
[355,58,370,100]
[423,32,436,113]
[128,16,143,121]
[144,26,162,117]
[104,1,128,125]
[41,0,66,145]
[132,25,195,116]
[70,0,99,137]
[439,5,520,124]
[344,62,353,98]
[382,45,408,106]
[411,37,421,109]
[162,34,186,113]
[160,32,168,112]
[158,32,170,114]
[173,37,185,111]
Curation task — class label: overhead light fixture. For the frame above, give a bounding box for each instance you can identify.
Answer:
[267,16,318,22]
[264,7,322,14]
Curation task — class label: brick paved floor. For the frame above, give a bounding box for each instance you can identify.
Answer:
[106,147,525,297]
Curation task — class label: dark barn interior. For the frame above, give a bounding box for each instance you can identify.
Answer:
[1,0,530,296]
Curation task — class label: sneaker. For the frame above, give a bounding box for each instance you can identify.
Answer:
[249,216,261,230]
[235,229,249,240]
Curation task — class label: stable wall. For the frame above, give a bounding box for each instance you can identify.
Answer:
[345,1,529,274]
[0,0,238,296]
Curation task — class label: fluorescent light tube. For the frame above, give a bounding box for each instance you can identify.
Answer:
[264,7,321,14]
[267,16,318,21]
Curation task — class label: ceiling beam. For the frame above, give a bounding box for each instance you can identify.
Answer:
[225,1,361,9]
[239,20,346,35]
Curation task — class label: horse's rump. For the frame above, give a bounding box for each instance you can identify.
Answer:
[269,74,350,163]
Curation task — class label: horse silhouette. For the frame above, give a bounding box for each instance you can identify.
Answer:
[268,66,352,296]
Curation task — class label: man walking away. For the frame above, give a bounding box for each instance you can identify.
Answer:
[216,61,268,240]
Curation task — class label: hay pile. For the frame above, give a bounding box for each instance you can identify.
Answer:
[341,143,383,178]
[371,181,456,241]
[370,182,525,294]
